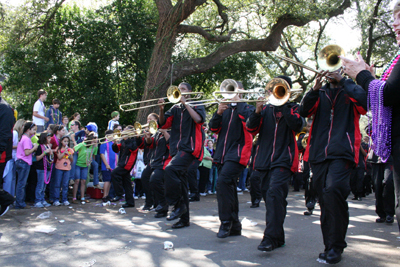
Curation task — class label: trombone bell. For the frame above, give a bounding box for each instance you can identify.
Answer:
[265,78,291,106]
[317,45,345,71]
[219,79,239,99]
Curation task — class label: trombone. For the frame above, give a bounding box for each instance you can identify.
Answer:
[274,44,345,77]
[98,121,158,145]
[133,120,158,135]
[119,86,204,112]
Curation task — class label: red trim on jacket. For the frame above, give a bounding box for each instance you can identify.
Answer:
[124,148,138,171]
[162,116,174,129]
[291,131,299,173]
[193,123,203,159]
[303,120,315,162]
[349,97,367,115]
[308,98,320,116]
[239,119,253,166]
[163,155,172,170]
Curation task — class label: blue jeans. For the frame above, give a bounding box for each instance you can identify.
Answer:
[91,160,99,185]
[54,169,71,202]
[69,153,78,180]
[15,159,31,208]
[3,159,16,196]
[238,167,249,190]
[36,169,50,203]
[75,165,88,180]
[208,164,218,192]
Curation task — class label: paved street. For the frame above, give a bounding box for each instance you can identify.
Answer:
[0,190,399,267]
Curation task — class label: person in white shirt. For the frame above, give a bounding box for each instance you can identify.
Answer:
[32,89,48,133]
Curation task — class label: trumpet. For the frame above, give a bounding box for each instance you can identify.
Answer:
[274,44,345,77]
[119,86,204,112]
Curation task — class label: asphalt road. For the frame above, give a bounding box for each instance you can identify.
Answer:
[0,190,399,267]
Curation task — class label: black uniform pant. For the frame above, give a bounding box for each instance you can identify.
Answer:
[150,168,167,208]
[111,166,135,206]
[391,136,400,231]
[258,167,291,248]
[311,159,352,252]
[187,159,201,197]
[165,151,195,223]
[0,162,15,207]
[141,164,155,207]
[249,170,262,204]
[372,163,395,218]
[350,166,364,198]
[198,166,210,194]
[216,161,244,223]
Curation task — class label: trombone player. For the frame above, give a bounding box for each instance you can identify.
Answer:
[158,82,206,229]
[299,67,367,264]
[246,76,304,252]
[208,80,255,238]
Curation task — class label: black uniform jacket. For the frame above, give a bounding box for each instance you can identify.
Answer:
[209,102,255,166]
[148,131,170,170]
[112,137,144,171]
[0,97,15,164]
[159,103,205,160]
[246,102,303,172]
[299,78,367,165]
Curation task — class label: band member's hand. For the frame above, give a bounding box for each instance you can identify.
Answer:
[340,52,366,79]
[217,103,228,115]
[159,128,166,134]
[144,132,151,139]
[180,95,187,105]
[366,63,376,78]
[313,71,328,91]
[158,98,165,110]
[255,97,265,114]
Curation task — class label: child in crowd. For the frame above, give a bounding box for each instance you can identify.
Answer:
[100,130,118,202]
[15,122,38,209]
[72,132,98,204]
[68,113,80,129]
[45,98,62,128]
[54,136,74,206]
[62,116,69,131]
[108,111,120,130]
[34,132,53,208]
[49,125,66,203]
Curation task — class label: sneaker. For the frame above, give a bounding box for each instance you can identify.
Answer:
[141,195,146,200]
[237,191,243,195]
[42,201,51,207]
[236,187,243,192]
[53,201,61,206]
[34,202,44,208]
[0,206,10,216]
[134,196,139,200]
[199,193,207,197]
[62,201,70,206]
[207,190,213,195]
[244,188,250,192]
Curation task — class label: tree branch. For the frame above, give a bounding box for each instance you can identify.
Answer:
[178,25,236,42]
[212,0,228,31]
[154,0,173,18]
[173,0,351,80]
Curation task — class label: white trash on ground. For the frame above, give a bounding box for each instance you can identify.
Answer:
[36,211,52,219]
[164,241,174,250]
[241,217,258,226]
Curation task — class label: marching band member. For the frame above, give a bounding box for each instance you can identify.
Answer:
[299,69,367,264]
[246,76,303,252]
[158,82,205,229]
[209,81,255,238]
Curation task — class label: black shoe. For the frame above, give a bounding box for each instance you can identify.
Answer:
[304,209,313,216]
[189,196,200,202]
[154,211,168,218]
[230,221,242,236]
[257,238,274,252]
[142,205,153,211]
[122,203,135,208]
[111,196,123,202]
[386,215,394,223]
[306,201,316,210]
[171,221,190,229]
[293,189,300,192]
[217,221,232,238]
[318,251,327,260]
[0,205,10,217]
[155,204,166,213]
[166,204,187,221]
[376,217,386,223]
[326,248,341,264]
[250,199,260,208]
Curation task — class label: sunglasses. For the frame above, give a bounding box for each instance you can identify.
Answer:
[71,124,75,126]
[29,123,36,129]
[47,132,53,137]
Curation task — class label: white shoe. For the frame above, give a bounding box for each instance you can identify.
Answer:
[141,196,146,200]
[62,201,70,206]
[199,193,207,197]
[237,191,243,195]
[244,188,250,192]
[42,201,51,207]
[237,187,243,192]
[134,196,139,200]
[53,201,61,206]
[34,202,44,208]
[207,190,213,195]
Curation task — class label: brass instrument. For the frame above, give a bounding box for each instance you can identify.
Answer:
[302,133,309,149]
[296,131,306,141]
[119,86,204,112]
[274,44,345,76]
[264,78,303,106]
[133,120,158,135]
